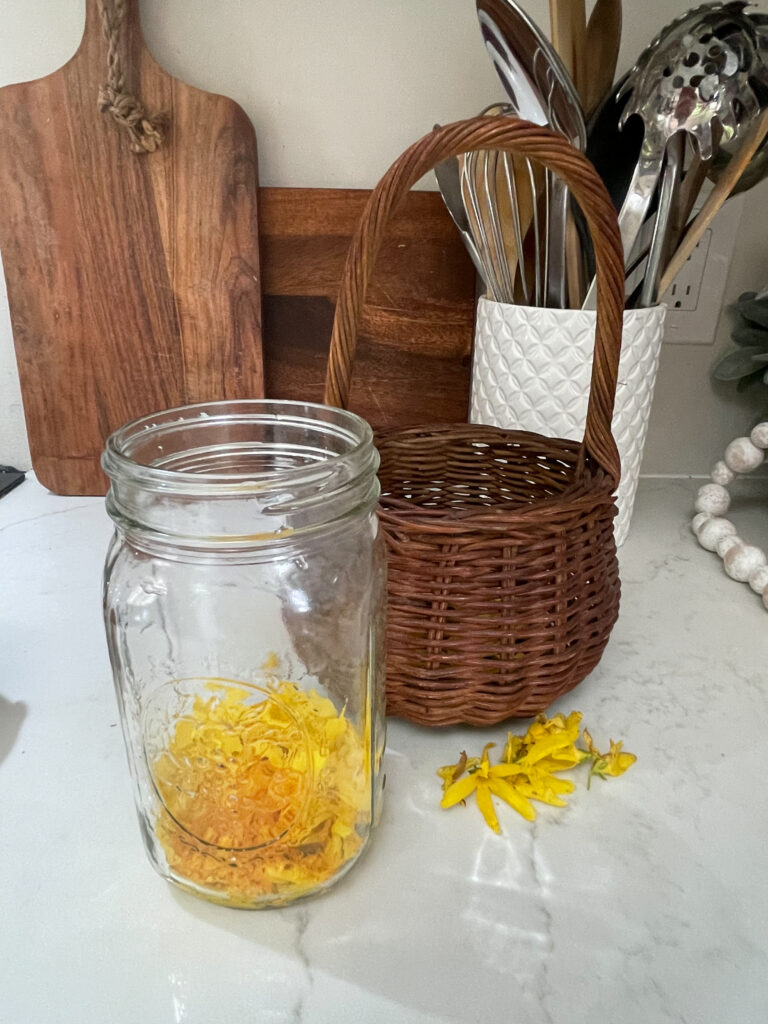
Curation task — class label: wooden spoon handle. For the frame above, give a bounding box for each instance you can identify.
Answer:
[659,109,768,296]
[664,146,710,261]
[584,0,622,119]
[549,0,587,100]
[549,0,588,303]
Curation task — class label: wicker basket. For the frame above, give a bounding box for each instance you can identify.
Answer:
[324,117,625,726]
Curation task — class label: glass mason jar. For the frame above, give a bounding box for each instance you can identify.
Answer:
[102,400,386,908]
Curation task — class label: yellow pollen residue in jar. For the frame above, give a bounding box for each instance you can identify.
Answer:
[150,679,371,906]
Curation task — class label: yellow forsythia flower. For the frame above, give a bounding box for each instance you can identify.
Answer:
[582,729,637,784]
[440,743,535,832]
[438,713,636,834]
[152,680,370,905]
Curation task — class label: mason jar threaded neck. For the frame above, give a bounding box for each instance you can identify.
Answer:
[102,400,380,544]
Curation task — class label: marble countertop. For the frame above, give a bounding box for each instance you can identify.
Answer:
[1,475,767,1023]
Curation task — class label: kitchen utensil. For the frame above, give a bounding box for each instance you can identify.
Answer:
[639,133,685,307]
[435,103,540,305]
[583,0,768,309]
[643,50,768,260]
[549,0,588,100]
[665,139,714,256]
[659,106,768,295]
[513,154,545,305]
[549,0,589,307]
[476,0,587,307]
[0,0,263,495]
[460,151,495,296]
[460,149,506,300]
[434,153,496,294]
[584,0,623,118]
[324,115,626,726]
[709,123,768,195]
[477,148,518,301]
[479,103,542,306]
[577,72,639,284]
[703,6,768,198]
[621,3,767,164]
[472,105,541,305]
[585,72,642,212]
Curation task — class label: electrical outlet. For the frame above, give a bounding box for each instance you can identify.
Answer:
[661,193,743,345]
[665,231,710,311]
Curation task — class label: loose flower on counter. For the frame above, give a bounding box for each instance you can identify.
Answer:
[438,712,636,834]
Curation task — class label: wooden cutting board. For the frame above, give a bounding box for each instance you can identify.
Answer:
[260,187,476,429]
[0,0,263,495]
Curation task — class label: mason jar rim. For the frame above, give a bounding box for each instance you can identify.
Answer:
[102,399,376,496]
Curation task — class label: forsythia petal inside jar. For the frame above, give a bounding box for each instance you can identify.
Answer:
[102,401,386,908]
[150,679,371,905]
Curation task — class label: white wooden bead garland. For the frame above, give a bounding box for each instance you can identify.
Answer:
[692,422,768,611]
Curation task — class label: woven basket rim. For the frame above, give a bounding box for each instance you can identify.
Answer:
[379,482,616,530]
[377,421,615,529]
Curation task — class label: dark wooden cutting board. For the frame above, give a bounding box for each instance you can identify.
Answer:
[260,187,476,430]
[0,0,263,494]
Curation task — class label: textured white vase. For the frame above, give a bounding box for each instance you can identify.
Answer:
[470,299,667,546]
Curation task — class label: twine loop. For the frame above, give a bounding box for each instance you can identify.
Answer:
[97,0,164,154]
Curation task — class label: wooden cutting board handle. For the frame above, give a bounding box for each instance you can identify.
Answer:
[0,0,264,494]
[85,0,166,155]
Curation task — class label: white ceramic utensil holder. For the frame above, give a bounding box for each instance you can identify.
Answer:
[470,298,667,546]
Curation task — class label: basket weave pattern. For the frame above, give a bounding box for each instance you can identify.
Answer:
[324,118,626,726]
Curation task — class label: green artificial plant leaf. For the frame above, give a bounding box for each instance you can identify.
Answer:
[712,347,768,381]
[735,298,768,330]
[732,326,768,348]
[736,369,765,392]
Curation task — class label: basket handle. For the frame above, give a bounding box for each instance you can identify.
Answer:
[323,116,625,481]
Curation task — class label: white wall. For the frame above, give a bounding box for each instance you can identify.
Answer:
[1,0,767,474]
